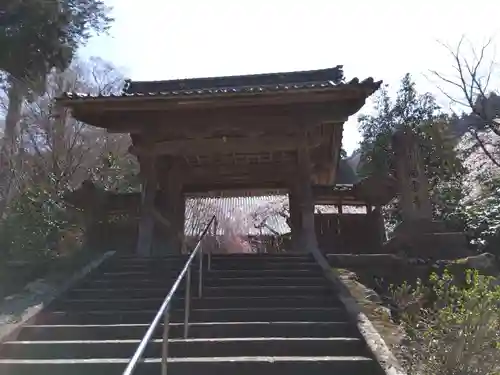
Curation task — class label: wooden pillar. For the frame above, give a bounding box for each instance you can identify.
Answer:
[178,190,186,253]
[288,183,304,253]
[136,156,157,257]
[163,158,184,255]
[365,203,383,251]
[297,144,320,256]
[374,205,387,244]
[80,181,104,251]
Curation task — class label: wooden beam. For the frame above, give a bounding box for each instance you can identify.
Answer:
[185,163,298,178]
[184,171,298,188]
[101,108,305,134]
[183,181,286,193]
[179,159,331,190]
[131,134,324,156]
[185,177,287,188]
[186,188,287,198]
[73,100,355,134]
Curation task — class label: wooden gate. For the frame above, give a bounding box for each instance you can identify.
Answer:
[315,213,382,254]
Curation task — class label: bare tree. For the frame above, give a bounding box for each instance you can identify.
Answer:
[431,36,500,172]
[2,57,138,200]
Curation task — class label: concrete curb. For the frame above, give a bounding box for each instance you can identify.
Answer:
[310,249,406,375]
[0,251,115,343]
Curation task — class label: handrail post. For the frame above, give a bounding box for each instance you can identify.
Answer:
[183,266,191,339]
[161,309,170,375]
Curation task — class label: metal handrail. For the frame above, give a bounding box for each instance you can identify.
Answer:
[122,215,216,375]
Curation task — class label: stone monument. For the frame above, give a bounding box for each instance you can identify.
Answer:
[385,128,470,259]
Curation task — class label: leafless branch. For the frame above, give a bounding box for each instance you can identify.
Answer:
[432,36,500,167]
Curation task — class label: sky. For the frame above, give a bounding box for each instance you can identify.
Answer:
[82,0,500,154]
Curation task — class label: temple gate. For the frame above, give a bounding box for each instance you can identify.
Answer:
[58,66,383,256]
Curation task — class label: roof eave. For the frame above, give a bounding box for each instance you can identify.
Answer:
[56,80,382,107]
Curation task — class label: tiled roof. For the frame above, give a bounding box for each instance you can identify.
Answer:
[59,66,381,101]
[125,66,345,94]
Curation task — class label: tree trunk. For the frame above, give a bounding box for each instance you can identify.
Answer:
[0,77,24,218]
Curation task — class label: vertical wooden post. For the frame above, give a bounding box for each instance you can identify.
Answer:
[336,202,343,252]
[288,184,304,253]
[297,144,320,257]
[178,191,186,254]
[163,158,184,255]
[374,205,387,244]
[136,156,157,257]
[366,204,371,214]
[79,180,100,251]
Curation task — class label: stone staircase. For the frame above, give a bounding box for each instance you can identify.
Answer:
[0,254,386,374]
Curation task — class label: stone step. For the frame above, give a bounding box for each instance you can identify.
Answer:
[115,255,312,262]
[101,262,321,272]
[97,262,186,272]
[96,270,193,278]
[79,276,328,289]
[0,356,383,375]
[1,337,369,359]
[97,268,322,279]
[66,285,334,299]
[211,254,314,259]
[0,254,382,375]
[110,256,189,263]
[51,295,343,311]
[36,307,348,325]
[17,321,359,341]
[209,276,327,287]
[210,262,320,270]
[77,278,189,289]
[207,268,322,277]
[107,255,314,267]
[210,256,315,263]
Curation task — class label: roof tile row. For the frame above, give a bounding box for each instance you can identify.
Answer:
[60,66,381,101]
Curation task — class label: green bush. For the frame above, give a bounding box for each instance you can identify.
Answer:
[0,186,81,262]
[391,268,500,375]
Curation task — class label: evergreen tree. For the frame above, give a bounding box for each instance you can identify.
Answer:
[0,0,113,216]
[358,74,466,228]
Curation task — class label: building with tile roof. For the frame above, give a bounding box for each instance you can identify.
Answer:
[58,66,392,255]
